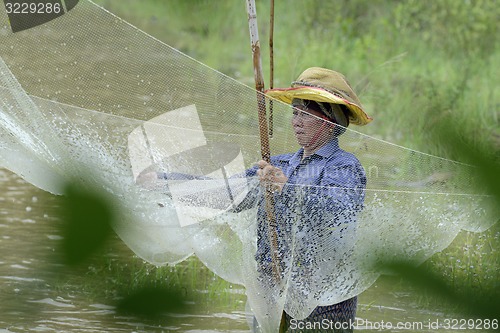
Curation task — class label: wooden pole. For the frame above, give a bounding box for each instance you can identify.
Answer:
[268,0,275,137]
[246,2,287,331]
[246,0,270,161]
[245,0,280,274]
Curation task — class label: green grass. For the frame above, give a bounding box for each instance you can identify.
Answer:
[425,227,500,301]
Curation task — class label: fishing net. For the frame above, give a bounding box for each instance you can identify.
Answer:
[0,1,497,332]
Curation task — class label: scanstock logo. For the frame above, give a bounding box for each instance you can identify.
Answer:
[3,0,80,32]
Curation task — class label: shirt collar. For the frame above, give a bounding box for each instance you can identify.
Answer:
[311,138,340,158]
[286,138,340,165]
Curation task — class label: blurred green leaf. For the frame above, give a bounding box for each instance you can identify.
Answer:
[382,260,500,319]
[433,121,500,206]
[59,182,114,266]
[116,285,188,319]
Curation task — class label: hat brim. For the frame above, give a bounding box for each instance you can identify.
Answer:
[265,86,373,126]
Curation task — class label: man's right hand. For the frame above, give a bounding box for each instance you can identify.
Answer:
[256,160,287,193]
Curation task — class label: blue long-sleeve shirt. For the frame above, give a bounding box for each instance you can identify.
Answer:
[155,138,365,272]
[245,139,366,273]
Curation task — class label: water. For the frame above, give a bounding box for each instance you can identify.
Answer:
[0,168,486,332]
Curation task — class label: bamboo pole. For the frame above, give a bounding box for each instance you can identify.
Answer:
[245,0,269,160]
[245,0,280,278]
[268,0,275,137]
[245,0,282,289]
[246,2,287,331]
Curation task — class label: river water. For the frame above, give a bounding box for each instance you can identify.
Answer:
[0,168,488,332]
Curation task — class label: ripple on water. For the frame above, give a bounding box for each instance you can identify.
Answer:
[28,298,75,308]
[0,276,44,282]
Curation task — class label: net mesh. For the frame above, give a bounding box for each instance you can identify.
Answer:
[0,2,497,331]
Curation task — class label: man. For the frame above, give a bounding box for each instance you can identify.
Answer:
[249,67,372,332]
[137,67,372,332]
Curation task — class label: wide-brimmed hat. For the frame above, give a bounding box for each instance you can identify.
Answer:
[265,67,372,126]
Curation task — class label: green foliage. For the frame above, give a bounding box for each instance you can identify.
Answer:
[381,259,500,319]
[432,120,500,200]
[392,0,498,57]
[59,182,114,265]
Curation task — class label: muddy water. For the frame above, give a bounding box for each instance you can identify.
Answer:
[0,168,479,332]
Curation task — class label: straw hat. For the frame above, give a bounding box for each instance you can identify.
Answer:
[265,67,372,126]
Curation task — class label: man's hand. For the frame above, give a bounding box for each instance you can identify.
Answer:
[256,160,288,193]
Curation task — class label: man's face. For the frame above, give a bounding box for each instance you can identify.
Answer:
[291,103,333,149]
